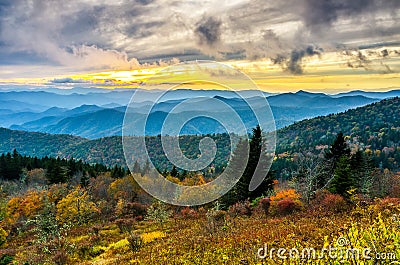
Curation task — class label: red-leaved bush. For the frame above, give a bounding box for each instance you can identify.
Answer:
[270,189,303,216]
[259,197,271,216]
[228,200,252,218]
[310,190,348,214]
[370,197,400,217]
[180,207,198,219]
[275,198,301,215]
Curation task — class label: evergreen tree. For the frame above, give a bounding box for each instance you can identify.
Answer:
[220,138,249,206]
[170,166,179,179]
[132,160,141,174]
[325,132,350,168]
[46,159,66,184]
[3,152,21,180]
[223,125,274,205]
[350,150,374,195]
[329,156,354,196]
[0,154,5,179]
[319,132,352,190]
[142,160,150,176]
[111,165,125,178]
[80,172,90,187]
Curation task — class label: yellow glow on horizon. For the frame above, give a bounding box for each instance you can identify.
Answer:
[1,47,399,93]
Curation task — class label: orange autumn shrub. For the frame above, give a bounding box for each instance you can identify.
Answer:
[269,189,303,215]
[5,189,45,224]
[369,197,400,217]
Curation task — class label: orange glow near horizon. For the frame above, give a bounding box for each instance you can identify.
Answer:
[1,48,399,93]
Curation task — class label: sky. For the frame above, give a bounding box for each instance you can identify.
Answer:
[0,0,399,93]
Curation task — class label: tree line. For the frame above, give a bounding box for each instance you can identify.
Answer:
[0,150,128,185]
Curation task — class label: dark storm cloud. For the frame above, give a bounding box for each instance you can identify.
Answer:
[0,0,13,37]
[301,0,400,38]
[272,46,322,75]
[194,17,222,47]
[303,0,374,31]
[302,0,400,34]
[60,6,102,39]
[288,46,322,74]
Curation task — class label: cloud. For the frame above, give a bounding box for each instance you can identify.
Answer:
[345,50,371,70]
[272,45,322,74]
[302,0,375,33]
[0,0,157,72]
[68,45,141,70]
[0,0,399,77]
[49,78,89,84]
[302,0,400,32]
[195,17,222,47]
[287,46,322,74]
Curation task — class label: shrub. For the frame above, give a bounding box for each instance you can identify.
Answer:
[108,176,139,202]
[310,190,348,214]
[115,199,146,218]
[370,197,400,217]
[204,202,227,235]
[0,254,13,265]
[228,200,252,218]
[321,193,348,213]
[127,231,142,252]
[276,198,302,215]
[270,189,303,215]
[56,186,99,225]
[114,218,136,233]
[259,197,271,216]
[145,201,171,228]
[5,189,45,225]
[0,228,7,246]
[180,207,198,219]
[46,184,69,204]
[52,250,68,265]
[128,202,147,217]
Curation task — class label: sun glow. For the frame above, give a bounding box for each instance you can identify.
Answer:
[1,48,399,93]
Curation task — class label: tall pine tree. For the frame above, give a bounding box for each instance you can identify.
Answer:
[324,132,354,196]
[224,125,274,204]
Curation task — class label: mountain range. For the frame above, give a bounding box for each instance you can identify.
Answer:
[0,97,398,169]
[2,88,399,138]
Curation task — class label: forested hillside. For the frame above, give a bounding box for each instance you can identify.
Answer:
[276,97,400,154]
[0,97,398,172]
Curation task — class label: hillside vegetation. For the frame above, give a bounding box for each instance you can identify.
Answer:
[0,99,399,264]
[0,98,398,172]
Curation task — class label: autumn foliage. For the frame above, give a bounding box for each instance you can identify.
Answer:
[269,189,303,215]
[56,186,99,225]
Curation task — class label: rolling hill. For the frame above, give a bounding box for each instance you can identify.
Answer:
[0,97,398,170]
[2,89,382,138]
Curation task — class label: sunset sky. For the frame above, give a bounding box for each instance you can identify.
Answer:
[0,0,399,93]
